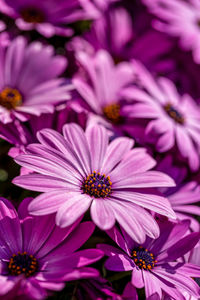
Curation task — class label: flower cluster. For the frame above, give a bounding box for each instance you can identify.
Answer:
[0,0,200,299]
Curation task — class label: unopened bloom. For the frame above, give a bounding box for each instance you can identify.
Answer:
[123,61,200,171]
[98,221,200,299]
[0,36,72,124]
[0,197,103,300]
[14,123,175,243]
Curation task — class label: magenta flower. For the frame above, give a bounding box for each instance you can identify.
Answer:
[13,123,176,243]
[143,0,200,64]
[0,0,100,37]
[0,36,72,124]
[73,49,135,133]
[98,221,200,299]
[123,61,200,171]
[0,197,103,300]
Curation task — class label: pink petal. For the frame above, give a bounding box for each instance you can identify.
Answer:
[56,193,92,228]
[90,199,115,230]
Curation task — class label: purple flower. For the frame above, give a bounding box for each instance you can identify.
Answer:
[156,155,200,232]
[98,221,200,299]
[0,0,100,37]
[142,0,200,64]
[0,36,72,124]
[123,61,200,171]
[0,197,103,300]
[13,123,175,243]
[73,49,136,134]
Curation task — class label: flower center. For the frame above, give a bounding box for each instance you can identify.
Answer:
[103,103,122,124]
[132,247,157,270]
[0,87,22,110]
[20,7,45,23]
[164,103,184,124]
[8,252,38,277]
[81,171,112,198]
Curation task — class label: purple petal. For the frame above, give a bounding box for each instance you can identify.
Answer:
[113,171,175,188]
[13,174,71,192]
[105,254,134,271]
[143,270,162,299]
[85,125,108,172]
[165,232,200,261]
[56,193,92,228]
[101,137,134,174]
[41,221,95,259]
[112,191,176,219]
[131,267,144,288]
[90,199,115,230]
[109,200,146,243]
[63,123,91,175]
[28,190,69,215]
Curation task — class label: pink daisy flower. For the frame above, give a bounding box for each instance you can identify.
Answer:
[98,221,200,299]
[0,36,72,124]
[142,0,200,63]
[122,61,200,171]
[13,123,176,244]
[0,0,101,38]
[73,49,136,134]
[0,197,103,300]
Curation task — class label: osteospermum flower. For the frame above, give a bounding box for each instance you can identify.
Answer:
[0,197,103,300]
[142,0,200,63]
[0,36,72,124]
[122,61,200,171]
[13,123,176,243]
[0,0,101,37]
[73,49,135,133]
[98,221,200,299]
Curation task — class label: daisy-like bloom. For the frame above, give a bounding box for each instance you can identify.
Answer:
[0,36,72,124]
[0,197,103,300]
[98,221,200,300]
[13,123,176,244]
[73,49,136,133]
[0,0,101,38]
[142,0,200,64]
[122,61,200,171]
[156,155,200,232]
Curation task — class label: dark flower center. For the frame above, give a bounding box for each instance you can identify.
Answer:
[8,252,38,277]
[103,103,122,124]
[196,19,200,27]
[81,171,112,198]
[164,103,184,124]
[20,7,45,23]
[132,247,157,270]
[0,87,22,110]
